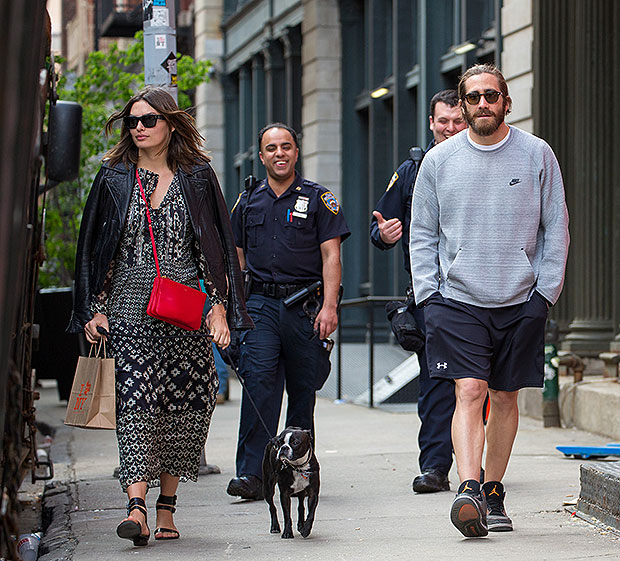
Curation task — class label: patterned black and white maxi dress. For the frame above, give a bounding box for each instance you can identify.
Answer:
[93,168,221,491]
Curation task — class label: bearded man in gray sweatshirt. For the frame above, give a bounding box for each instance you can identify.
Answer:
[410,64,569,538]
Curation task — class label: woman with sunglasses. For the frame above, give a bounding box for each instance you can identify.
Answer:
[68,86,253,546]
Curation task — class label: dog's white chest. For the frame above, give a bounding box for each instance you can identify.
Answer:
[290,471,311,494]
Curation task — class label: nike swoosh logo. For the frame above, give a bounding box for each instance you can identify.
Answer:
[509,178,521,186]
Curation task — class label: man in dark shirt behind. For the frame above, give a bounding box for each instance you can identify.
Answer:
[370,90,466,494]
[228,123,350,500]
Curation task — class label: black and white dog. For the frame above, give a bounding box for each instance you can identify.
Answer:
[262,426,320,539]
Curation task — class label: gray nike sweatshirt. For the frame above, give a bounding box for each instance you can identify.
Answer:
[410,126,569,307]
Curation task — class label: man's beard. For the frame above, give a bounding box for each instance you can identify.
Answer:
[464,105,505,136]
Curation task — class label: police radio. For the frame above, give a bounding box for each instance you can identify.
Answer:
[244,174,257,193]
[409,146,423,165]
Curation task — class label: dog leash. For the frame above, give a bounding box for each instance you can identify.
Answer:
[220,346,276,443]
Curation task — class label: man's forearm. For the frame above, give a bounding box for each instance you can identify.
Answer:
[319,238,342,311]
[321,256,341,310]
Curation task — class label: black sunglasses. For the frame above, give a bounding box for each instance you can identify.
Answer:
[123,114,165,129]
[462,90,503,105]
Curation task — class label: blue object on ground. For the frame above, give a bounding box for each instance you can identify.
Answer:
[556,445,620,459]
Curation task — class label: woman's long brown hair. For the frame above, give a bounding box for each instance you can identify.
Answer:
[103,86,210,172]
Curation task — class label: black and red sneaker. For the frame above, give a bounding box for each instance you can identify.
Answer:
[450,480,488,538]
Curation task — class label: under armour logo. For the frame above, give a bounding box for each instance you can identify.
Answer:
[489,485,500,497]
[436,362,448,370]
[509,178,521,186]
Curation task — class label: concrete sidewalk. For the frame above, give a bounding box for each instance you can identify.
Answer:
[36,378,620,561]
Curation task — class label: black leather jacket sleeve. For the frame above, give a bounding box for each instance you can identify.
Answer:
[67,167,106,334]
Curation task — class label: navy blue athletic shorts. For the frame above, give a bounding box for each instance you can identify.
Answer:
[423,291,548,392]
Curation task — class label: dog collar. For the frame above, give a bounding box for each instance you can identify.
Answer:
[282,449,312,472]
[289,465,312,478]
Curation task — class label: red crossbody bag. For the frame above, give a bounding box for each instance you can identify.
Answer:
[136,170,206,331]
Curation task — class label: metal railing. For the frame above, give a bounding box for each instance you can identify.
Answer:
[335,295,406,408]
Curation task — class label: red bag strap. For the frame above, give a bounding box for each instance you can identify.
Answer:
[135,169,161,279]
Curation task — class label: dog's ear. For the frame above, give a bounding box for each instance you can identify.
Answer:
[303,429,313,443]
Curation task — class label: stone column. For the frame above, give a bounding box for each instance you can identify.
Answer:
[282,25,303,135]
[501,0,534,132]
[612,3,620,352]
[300,0,342,197]
[238,64,253,180]
[250,54,265,175]
[194,0,225,177]
[262,39,286,124]
[221,72,240,199]
[559,0,615,353]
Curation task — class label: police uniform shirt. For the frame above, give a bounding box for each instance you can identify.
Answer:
[231,172,350,285]
[370,140,434,275]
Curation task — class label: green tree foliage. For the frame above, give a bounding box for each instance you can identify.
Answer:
[40,31,211,287]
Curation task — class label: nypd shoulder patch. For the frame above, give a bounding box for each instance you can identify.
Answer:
[321,191,340,215]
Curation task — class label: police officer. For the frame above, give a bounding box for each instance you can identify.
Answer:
[370,90,466,494]
[227,123,350,500]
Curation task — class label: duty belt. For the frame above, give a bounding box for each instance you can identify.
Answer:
[250,281,308,299]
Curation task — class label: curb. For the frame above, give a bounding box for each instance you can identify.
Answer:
[577,461,620,532]
[37,481,77,561]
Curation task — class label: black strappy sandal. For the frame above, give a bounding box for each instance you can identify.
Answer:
[116,496,150,546]
[154,494,180,540]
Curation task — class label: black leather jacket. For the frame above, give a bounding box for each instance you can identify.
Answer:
[67,161,254,333]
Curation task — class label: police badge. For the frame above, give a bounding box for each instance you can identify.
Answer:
[292,196,309,218]
[294,196,309,213]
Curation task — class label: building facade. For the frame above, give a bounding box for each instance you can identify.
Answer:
[195,0,501,328]
[194,0,620,354]
[58,0,620,355]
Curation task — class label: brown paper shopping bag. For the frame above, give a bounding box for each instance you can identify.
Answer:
[64,341,116,429]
